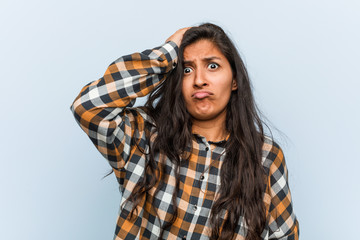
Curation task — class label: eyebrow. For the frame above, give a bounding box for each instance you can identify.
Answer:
[183,56,222,65]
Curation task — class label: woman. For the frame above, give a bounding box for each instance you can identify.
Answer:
[71,23,299,240]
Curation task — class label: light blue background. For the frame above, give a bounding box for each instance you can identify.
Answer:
[1,0,359,239]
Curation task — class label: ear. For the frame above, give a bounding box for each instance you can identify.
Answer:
[231,79,238,91]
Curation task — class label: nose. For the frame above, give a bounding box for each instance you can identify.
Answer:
[193,69,207,88]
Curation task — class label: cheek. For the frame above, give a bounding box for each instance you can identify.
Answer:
[181,84,185,101]
[181,80,190,100]
[219,80,233,95]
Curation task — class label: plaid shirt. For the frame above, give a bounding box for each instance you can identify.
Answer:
[71,41,299,240]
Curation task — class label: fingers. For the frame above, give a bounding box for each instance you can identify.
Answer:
[166,27,192,47]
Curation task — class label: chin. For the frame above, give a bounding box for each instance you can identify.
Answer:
[186,105,227,122]
[190,112,220,121]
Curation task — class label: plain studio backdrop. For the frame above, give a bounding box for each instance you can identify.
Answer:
[1,0,359,239]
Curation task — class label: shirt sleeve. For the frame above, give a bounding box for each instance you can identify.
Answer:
[262,142,300,240]
[70,41,178,170]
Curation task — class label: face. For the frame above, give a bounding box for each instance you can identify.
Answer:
[181,39,237,122]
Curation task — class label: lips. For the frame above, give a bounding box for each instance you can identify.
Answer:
[192,91,213,99]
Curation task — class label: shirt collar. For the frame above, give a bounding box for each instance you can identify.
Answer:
[192,133,229,147]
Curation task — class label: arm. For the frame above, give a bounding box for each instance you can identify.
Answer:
[70,41,178,170]
[262,142,299,240]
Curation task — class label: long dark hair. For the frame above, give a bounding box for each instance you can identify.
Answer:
[126,23,266,240]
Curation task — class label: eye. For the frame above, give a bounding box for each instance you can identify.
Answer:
[184,67,193,74]
[208,63,219,70]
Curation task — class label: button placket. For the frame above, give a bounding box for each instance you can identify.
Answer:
[204,141,210,152]
[199,142,211,192]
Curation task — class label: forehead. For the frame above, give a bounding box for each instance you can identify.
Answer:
[183,39,225,61]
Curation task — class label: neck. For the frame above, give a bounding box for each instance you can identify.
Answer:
[191,111,228,142]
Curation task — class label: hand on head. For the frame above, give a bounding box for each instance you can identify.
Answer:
[166,27,191,47]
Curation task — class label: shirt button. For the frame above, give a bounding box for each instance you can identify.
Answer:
[200,175,204,180]
[193,205,197,211]
[205,147,209,151]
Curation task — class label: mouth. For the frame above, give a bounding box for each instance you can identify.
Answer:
[192,91,213,99]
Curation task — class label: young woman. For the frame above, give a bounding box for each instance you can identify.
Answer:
[71,23,299,240]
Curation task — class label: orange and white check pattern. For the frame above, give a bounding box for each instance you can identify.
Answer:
[71,42,299,240]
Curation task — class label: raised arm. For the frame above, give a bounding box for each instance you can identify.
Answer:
[70,41,178,170]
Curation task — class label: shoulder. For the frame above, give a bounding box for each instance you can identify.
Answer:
[261,136,286,177]
[127,106,155,124]
[115,106,156,142]
[136,106,156,127]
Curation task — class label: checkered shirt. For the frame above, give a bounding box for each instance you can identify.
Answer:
[71,41,299,240]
